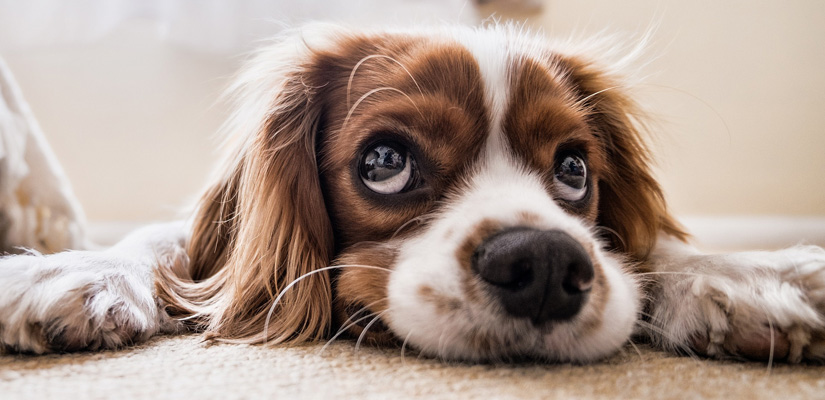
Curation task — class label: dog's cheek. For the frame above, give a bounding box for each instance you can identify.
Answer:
[332,244,398,344]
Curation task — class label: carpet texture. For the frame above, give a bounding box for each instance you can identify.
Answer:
[2,334,824,399]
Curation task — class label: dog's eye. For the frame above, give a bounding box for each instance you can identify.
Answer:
[360,143,414,194]
[554,154,587,202]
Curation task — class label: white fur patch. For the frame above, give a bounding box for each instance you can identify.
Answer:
[0,222,186,353]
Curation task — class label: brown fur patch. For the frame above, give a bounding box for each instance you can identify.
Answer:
[516,211,543,226]
[317,38,489,248]
[504,58,605,221]
[333,242,398,345]
[418,285,463,315]
[455,219,503,272]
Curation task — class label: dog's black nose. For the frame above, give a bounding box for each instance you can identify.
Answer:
[471,228,594,324]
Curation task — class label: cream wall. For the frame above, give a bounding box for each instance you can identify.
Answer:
[4,1,825,222]
[496,0,825,217]
[6,22,232,221]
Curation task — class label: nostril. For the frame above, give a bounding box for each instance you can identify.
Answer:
[562,260,595,294]
[564,277,594,292]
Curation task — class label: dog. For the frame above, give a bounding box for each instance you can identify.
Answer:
[1,23,824,363]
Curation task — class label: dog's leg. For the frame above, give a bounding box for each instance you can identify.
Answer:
[644,235,825,362]
[0,222,187,353]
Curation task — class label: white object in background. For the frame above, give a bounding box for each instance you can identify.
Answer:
[0,56,88,253]
[0,0,483,54]
[682,216,825,252]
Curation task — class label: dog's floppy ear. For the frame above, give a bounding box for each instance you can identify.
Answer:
[157,28,338,344]
[559,55,687,263]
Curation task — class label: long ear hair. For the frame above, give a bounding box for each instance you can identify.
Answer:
[156,27,337,344]
[557,52,687,263]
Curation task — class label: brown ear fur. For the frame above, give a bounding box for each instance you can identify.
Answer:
[559,56,687,263]
[156,36,335,344]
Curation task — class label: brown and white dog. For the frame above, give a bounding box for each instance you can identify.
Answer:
[1,23,825,363]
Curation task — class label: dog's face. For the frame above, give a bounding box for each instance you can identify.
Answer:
[318,30,640,362]
[177,24,684,363]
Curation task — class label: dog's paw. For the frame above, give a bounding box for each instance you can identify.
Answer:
[0,250,183,353]
[647,245,825,363]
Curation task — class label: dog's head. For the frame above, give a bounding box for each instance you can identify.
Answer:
[162,24,685,362]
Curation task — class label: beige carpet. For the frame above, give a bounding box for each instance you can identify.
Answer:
[2,334,824,399]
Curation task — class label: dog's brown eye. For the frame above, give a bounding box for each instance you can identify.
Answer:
[360,143,414,194]
[554,154,587,202]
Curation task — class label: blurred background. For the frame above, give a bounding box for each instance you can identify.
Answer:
[0,0,823,249]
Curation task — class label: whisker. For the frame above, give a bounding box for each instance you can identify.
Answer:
[328,263,393,273]
[320,311,379,355]
[263,264,390,344]
[342,87,423,131]
[636,309,665,323]
[636,319,702,362]
[355,311,388,351]
[767,317,775,374]
[573,85,623,112]
[627,339,645,362]
[638,83,733,145]
[594,225,626,250]
[401,330,415,366]
[436,326,450,362]
[347,55,424,110]
[325,313,376,350]
[750,298,779,372]
[391,216,429,239]
[634,319,692,354]
[321,298,387,354]
[635,271,712,278]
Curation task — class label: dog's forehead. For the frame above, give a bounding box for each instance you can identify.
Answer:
[324,30,593,164]
[446,30,596,171]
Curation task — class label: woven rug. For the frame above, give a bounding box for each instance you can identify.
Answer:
[2,334,824,399]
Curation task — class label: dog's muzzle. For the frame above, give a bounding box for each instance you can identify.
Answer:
[471,228,594,324]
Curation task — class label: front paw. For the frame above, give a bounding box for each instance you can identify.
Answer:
[648,245,825,363]
[0,251,180,353]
